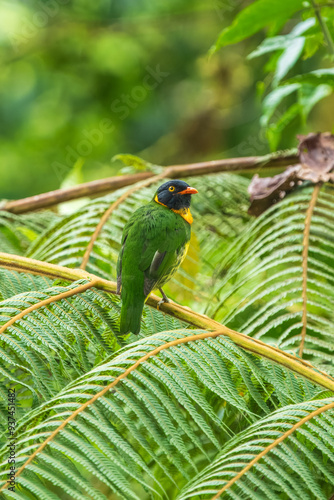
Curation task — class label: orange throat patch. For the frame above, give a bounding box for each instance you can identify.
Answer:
[154,195,193,224]
[172,207,193,224]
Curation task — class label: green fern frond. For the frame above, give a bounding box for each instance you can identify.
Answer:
[0,331,324,499]
[0,211,59,255]
[0,269,51,300]
[0,279,122,432]
[207,184,334,369]
[177,398,334,499]
[26,174,250,308]
[0,267,192,436]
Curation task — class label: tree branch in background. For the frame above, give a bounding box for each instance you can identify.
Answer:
[80,171,168,269]
[0,252,333,389]
[0,152,297,214]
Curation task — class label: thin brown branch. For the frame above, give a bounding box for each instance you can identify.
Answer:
[80,171,168,269]
[211,400,334,499]
[299,183,322,358]
[1,330,333,493]
[0,279,99,336]
[0,172,152,214]
[0,152,297,214]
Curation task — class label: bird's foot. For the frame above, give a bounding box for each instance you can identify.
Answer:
[157,299,167,311]
[157,288,170,311]
[116,276,122,295]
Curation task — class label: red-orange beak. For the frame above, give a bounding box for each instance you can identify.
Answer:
[178,187,198,195]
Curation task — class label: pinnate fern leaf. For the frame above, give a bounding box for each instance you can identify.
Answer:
[0,331,325,499]
[207,184,334,370]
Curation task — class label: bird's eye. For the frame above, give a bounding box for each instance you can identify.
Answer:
[169,186,175,192]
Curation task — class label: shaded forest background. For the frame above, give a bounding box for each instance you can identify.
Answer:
[1,0,333,201]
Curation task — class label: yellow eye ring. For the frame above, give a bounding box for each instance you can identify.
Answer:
[169,186,175,192]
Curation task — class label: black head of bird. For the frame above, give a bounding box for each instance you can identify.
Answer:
[154,180,198,210]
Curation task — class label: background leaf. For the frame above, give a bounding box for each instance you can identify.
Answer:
[214,0,303,50]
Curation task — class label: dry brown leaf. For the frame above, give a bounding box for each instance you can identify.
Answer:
[248,133,334,216]
[298,132,334,183]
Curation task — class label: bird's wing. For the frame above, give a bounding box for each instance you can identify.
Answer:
[116,209,140,292]
[142,249,175,296]
[139,213,190,295]
[118,203,190,297]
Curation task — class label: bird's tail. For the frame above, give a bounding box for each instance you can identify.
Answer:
[119,288,145,335]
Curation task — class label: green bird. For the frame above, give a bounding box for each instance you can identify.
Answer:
[117,180,198,334]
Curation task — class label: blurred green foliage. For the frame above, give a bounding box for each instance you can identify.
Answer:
[214,0,334,151]
[0,0,333,199]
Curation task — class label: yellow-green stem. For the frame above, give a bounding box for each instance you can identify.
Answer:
[0,252,333,391]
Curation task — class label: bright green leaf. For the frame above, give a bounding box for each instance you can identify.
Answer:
[299,83,332,119]
[266,102,301,150]
[248,36,290,60]
[273,36,305,85]
[261,84,300,127]
[285,68,334,86]
[248,18,315,60]
[112,153,152,170]
[214,0,304,51]
[290,16,316,36]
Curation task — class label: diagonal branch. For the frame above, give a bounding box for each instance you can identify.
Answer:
[0,331,334,493]
[211,400,334,499]
[0,152,297,214]
[299,183,322,357]
[0,252,333,387]
[0,172,152,215]
[0,252,219,330]
[80,171,168,269]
